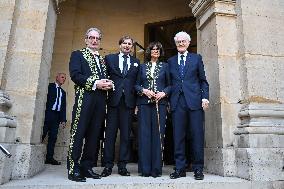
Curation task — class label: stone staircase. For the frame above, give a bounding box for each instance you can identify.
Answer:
[1,164,283,189]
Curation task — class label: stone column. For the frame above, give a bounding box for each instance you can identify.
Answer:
[189,0,240,176]
[190,0,284,182]
[0,0,58,180]
[234,0,284,181]
[0,0,18,184]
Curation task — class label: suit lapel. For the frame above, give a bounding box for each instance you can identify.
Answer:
[172,55,181,79]
[113,53,123,77]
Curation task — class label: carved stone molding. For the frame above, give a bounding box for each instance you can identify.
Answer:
[189,0,236,29]
[235,103,284,135]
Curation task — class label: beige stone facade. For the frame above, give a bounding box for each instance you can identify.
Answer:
[0,0,283,187]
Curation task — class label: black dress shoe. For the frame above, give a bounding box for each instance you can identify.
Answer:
[169,169,186,179]
[68,172,86,182]
[101,167,112,177]
[45,158,61,165]
[194,170,204,180]
[118,168,130,176]
[151,172,161,178]
[82,169,101,179]
[140,173,150,177]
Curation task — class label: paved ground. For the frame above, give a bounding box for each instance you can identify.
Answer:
[0,164,252,189]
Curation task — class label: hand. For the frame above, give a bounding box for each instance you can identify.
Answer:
[154,92,166,102]
[96,79,113,90]
[59,122,66,128]
[202,100,209,110]
[142,89,155,99]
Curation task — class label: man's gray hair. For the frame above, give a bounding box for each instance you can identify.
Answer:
[174,31,191,42]
[85,27,102,39]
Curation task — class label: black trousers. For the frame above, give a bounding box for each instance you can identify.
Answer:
[67,88,106,175]
[137,104,167,175]
[42,110,60,160]
[103,95,133,169]
[172,94,204,172]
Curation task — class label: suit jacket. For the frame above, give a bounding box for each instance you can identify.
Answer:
[106,53,140,108]
[45,83,66,123]
[135,61,171,105]
[69,48,107,91]
[168,53,209,111]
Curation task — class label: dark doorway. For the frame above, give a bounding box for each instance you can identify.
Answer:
[144,17,197,61]
[144,17,197,165]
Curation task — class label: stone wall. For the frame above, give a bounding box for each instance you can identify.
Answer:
[234,0,284,181]
[190,0,284,182]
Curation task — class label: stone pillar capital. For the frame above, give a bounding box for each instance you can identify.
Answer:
[189,0,236,29]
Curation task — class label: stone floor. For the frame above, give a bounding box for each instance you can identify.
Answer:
[0,164,256,189]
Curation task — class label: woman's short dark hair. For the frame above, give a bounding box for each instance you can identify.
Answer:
[145,42,165,61]
[118,36,134,45]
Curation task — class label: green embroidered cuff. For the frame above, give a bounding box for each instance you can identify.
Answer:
[85,75,99,91]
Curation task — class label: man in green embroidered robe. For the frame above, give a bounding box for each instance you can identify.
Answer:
[67,27,113,182]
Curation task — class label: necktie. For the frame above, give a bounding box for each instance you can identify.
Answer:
[122,55,128,76]
[180,54,185,77]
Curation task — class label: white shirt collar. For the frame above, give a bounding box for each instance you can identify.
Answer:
[119,52,130,58]
[55,82,60,88]
[87,47,99,56]
[178,51,188,58]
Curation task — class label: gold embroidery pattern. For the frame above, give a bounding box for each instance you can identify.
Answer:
[68,87,84,175]
[145,61,162,92]
[81,48,100,90]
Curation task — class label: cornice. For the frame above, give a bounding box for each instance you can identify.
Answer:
[189,0,236,18]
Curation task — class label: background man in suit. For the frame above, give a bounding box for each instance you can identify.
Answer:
[168,31,209,180]
[101,36,140,177]
[42,73,67,165]
[67,27,113,182]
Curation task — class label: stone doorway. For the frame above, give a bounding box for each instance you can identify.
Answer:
[50,0,194,164]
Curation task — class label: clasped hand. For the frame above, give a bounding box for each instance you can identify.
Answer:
[142,89,166,102]
[96,79,114,90]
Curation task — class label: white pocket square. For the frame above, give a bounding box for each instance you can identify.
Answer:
[133,63,138,67]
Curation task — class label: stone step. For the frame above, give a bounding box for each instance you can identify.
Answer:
[0,164,279,189]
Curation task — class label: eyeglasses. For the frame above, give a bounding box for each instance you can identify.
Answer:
[122,42,133,46]
[87,36,101,41]
[175,40,188,45]
[151,48,160,51]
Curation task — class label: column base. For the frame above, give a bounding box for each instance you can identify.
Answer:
[205,147,236,176]
[0,143,16,184]
[235,148,284,181]
[11,144,46,179]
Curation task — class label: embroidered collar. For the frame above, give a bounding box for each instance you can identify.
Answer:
[145,61,162,92]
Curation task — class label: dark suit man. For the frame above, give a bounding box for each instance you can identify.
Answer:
[67,27,113,182]
[42,73,66,165]
[101,36,140,177]
[168,31,209,180]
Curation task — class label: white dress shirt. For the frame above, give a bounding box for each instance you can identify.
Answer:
[150,62,156,78]
[119,52,131,73]
[52,82,62,111]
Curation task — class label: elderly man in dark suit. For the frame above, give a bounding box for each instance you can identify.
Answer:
[168,31,209,180]
[101,36,140,177]
[67,27,113,182]
[42,73,66,165]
